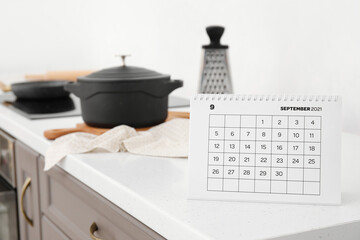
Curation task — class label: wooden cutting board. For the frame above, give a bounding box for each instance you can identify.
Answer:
[44,111,190,140]
[25,70,94,82]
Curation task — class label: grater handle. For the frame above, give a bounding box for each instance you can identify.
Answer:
[203,26,228,49]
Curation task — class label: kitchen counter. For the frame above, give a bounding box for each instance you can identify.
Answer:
[1,102,360,240]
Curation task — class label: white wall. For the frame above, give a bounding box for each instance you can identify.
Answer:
[1,0,359,133]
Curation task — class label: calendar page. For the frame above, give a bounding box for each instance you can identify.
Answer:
[188,95,341,205]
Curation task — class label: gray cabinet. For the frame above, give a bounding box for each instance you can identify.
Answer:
[15,141,41,240]
[13,141,164,240]
[38,157,165,240]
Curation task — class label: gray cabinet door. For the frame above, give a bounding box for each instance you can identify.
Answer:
[42,216,70,240]
[15,141,41,240]
[38,157,165,240]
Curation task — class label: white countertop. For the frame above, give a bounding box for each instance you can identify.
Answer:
[1,101,360,240]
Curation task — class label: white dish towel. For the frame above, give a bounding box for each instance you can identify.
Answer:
[44,118,189,171]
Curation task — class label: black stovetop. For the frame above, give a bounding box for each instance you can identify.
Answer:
[0,92,189,120]
[0,92,82,119]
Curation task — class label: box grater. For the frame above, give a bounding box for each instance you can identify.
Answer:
[199,26,233,94]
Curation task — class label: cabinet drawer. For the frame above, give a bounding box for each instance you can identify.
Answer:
[42,216,70,240]
[38,158,164,240]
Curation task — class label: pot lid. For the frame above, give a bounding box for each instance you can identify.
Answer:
[78,55,170,82]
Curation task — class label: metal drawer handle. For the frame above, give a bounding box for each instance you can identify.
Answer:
[90,222,103,240]
[20,177,33,227]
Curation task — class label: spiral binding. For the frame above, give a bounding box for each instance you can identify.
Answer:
[194,94,339,102]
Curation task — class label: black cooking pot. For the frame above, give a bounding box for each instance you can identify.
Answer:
[64,65,183,128]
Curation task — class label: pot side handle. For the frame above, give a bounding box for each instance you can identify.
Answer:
[164,79,183,95]
[64,82,82,98]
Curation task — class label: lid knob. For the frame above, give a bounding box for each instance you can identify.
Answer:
[115,54,131,67]
[203,26,228,49]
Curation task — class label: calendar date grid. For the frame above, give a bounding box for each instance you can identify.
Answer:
[207,114,321,196]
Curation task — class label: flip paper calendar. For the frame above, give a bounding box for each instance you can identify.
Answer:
[188,95,341,205]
